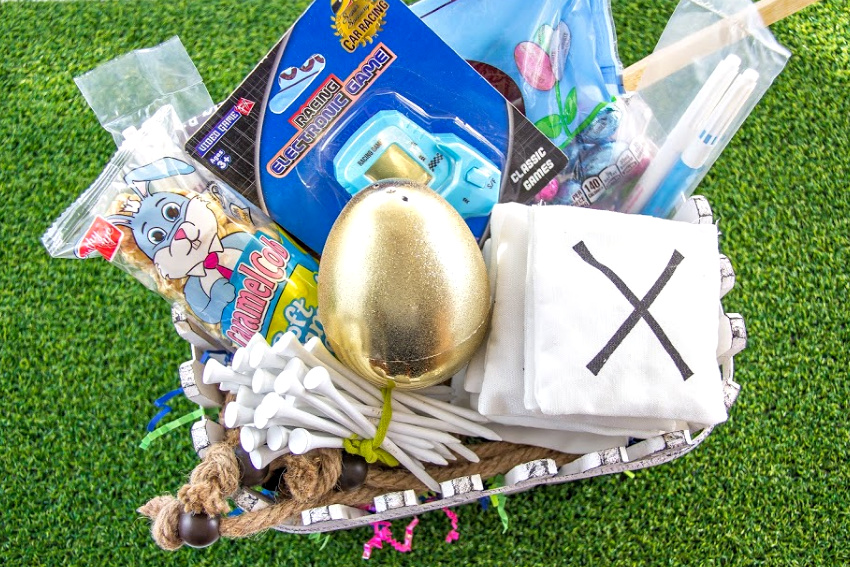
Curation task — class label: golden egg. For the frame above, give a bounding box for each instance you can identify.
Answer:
[318,180,492,390]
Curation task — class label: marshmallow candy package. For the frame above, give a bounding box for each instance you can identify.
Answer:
[42,106,324,350]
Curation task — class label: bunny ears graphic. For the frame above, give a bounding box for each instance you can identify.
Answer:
[124,157,196,197]
[111,157,196,218]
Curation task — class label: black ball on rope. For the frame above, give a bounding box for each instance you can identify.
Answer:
[177,512,221,548]
[338,453,369,491]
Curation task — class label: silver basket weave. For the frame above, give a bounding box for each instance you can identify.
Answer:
[177,195,747,534]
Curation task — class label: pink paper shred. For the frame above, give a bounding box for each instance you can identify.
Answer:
[362,518,419,559]
[361,509,462,559]
[443,508,460,543]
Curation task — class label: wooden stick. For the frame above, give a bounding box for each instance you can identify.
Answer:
[756,0,819,25]
[622,0,819,91]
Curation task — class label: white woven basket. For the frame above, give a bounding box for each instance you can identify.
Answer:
[177,195,747,534]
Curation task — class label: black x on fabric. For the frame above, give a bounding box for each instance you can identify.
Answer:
[572,241,694,380]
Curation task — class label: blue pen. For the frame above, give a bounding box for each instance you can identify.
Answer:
[622,54,741,214]
[641,69,759,218]
[642,68,760,219]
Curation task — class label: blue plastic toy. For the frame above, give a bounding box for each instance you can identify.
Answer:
[333,110,501,219]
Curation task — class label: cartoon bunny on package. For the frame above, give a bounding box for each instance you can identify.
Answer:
[43,106,324,350]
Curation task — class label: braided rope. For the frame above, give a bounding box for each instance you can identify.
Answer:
[138,439,577,548]
[138,496,184,551]
[177,443,240,515]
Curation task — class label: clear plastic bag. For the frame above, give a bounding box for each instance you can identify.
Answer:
[613,0,791,217]
[75,36,214,146]
[42,106,324,349]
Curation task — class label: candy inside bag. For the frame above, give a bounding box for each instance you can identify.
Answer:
[536,93,658,209]
[43,106,324,349]
[413,0,623,147]
[411,0,655,210]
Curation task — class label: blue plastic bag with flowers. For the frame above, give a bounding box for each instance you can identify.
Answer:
[413,0,653,208]
[412,0,623,148]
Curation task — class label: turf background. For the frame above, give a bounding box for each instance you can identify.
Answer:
[1,0,848,564]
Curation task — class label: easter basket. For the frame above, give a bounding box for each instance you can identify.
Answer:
[138,194,747,549]
[127,0,820,549]
[99,0,808,552]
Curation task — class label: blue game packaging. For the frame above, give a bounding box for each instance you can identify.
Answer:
[186,0,567,254]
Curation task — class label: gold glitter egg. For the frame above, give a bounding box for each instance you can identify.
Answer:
[318,180,492,390]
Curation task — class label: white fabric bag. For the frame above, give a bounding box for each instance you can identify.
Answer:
[472,205,678,439]
[526,205,726,430]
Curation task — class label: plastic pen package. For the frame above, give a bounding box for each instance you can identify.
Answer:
[614,0,790,218]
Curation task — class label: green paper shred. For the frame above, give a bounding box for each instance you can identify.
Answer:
[139,408,208,450]
[308,532,331,550]
[487,475,509,533]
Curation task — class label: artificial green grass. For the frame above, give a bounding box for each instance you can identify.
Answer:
[1,0,848,564]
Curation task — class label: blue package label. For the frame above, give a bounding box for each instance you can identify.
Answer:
[220,229,324,347]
